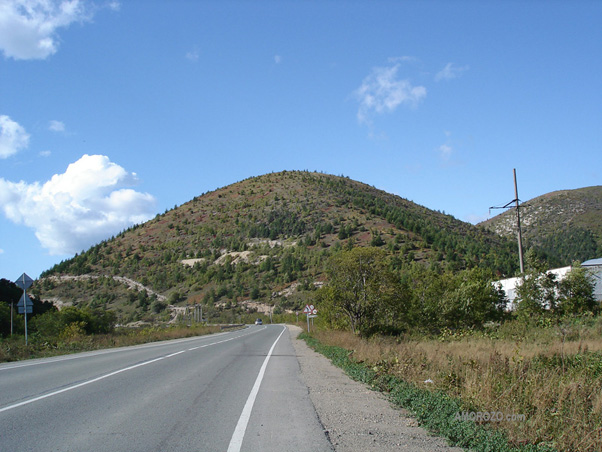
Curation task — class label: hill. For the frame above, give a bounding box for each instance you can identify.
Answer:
[480,186,602,267]
[34,171,519,323]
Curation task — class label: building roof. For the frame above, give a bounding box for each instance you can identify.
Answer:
[582,258,602,267]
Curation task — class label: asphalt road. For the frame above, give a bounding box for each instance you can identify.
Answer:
[0,325,333,452]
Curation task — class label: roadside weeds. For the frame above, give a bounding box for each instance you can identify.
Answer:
[0,324,226,363]
[291,325,464,452]
[299,332,558,452]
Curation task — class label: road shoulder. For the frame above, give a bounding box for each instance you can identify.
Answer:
[288,325,465,452]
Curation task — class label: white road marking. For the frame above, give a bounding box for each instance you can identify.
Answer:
[227,326,286,452]
[0,332,229,372]
[0,326,263,372]
[0,326,267,413]
[0,356,166,414]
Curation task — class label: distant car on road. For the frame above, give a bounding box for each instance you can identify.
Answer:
[255,318,262,325]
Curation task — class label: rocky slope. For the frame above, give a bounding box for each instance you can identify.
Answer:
[480,186,602,266]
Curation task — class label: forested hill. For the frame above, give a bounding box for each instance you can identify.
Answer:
[480,186,602,267]
[36,171,518,322]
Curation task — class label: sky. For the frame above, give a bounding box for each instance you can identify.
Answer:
[1,0,601,280]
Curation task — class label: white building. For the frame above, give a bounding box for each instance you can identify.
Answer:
[582,258,602,302]
[496,259,602,310]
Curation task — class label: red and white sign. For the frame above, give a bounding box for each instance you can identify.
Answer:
[304,304,318,315]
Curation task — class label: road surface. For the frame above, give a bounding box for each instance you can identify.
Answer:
[0,325,332,452]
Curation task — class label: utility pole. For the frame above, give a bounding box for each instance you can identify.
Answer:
[490,168,525,274]
[513,169,525,274]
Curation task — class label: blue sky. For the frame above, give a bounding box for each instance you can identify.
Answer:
[1,0,601,280]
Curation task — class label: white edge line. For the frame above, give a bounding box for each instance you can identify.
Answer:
[227,326,286,452]
[0,356,165,414]
[0,326,267,414]
[0,335,206,371]
[0,326,260,372]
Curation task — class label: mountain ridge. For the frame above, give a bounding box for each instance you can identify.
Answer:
[480,185,602,266]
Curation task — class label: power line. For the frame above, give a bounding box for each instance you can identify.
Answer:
[490,169,525,274]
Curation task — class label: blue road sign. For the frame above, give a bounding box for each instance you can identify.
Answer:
[17,293,33,314]
[17,293,33,307]
[15,273,33,290]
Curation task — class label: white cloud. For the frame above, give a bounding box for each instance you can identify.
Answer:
[107,1,120,12]
[0,154,156,255]
[0,115,30,158]
[48,119,65,132]
[438,131,457,162]
[435,62,469,81]
[274,54,282,64]
[354,62,426,125]
[0,0,91,60]
[185,49,199,61]
[439,143,453,160]
[39,149,51,157]
[0,248,4,254]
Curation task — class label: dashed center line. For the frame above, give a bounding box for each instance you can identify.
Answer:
[0,326,266,414]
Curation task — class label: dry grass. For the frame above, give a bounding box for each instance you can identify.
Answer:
[0,324,224,363]
[314,324,602,451]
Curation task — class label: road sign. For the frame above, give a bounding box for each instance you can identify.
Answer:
[308,314,318,319]
[17,293,33,307]
[15,274,34,343]
[303,305,311,314]
[15,273,33,290]
[18,306,33,314]
[17,293,33,314]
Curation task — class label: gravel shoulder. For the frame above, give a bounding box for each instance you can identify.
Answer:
[288,325,465,452]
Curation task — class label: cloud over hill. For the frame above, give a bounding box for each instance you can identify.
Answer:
[0,154,156,255]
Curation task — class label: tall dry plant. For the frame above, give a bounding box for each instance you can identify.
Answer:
[314,326,602,451]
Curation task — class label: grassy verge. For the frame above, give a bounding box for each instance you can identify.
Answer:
[0,324,227,363]
[300,329,600,452]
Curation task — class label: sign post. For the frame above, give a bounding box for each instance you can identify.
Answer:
[303,304,318,333]
[307,310,310,332]
[15,273,33,345]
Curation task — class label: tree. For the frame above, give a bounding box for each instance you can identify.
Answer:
[514,252,598,321]
[370,230,385,247]
[557,263,598,316]
[441,268,507,329]
[515,250,559,320]
[0,279,21,336]
[318,247,400,335]
[0,278,21,304]
[400,263,445,329]
[168,290,183,304]
[30,306,115,338]
[152,299,167,314]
